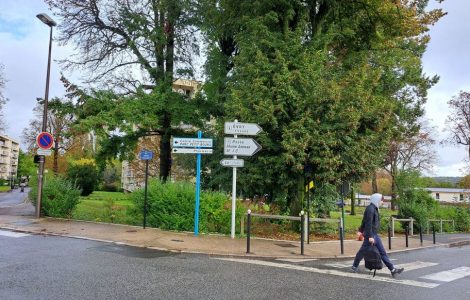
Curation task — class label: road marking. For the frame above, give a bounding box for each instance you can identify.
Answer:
[275,258,318,263]
[215,258,439,289]
[325,258,397,268]
[325,260,438,275]
[421,267,470,282]
[0,230,30,238]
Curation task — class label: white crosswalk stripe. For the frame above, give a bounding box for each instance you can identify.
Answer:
[325,260,438,274]
[0,230,30,238]
[420,267,470,282]
[215,258,440,288]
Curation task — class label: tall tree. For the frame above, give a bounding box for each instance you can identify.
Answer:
[22,98,75,174]
[383,122,437,208]
[0,64,8,133]
[45,0,201,181]
[444,91,470,160]
[201,0,443,213]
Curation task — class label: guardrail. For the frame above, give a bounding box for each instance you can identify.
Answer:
[427,219,454,234]
[390,217,414,237]
[244,211,341,255]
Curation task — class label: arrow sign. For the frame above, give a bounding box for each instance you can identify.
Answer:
[173,137,213,148]
[172,148,213,154]
[224,122,262,136]
[224,138,262,156]
[220,159,244,168]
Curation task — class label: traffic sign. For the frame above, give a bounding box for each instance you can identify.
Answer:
[224,122,262,136]
[36,132,54,150]
[36,148,52,156]
[173,137,213,148]
[224,138,262,156]
[139,150,154,160]
[220,159,244,168]
[172,148,213,154]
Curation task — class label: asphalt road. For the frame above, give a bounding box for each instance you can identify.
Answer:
[1,230,470,300]
[0,188,34,216]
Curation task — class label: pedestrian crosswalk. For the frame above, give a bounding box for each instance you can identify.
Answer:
[214,257,470,289]
[0,230,29,238]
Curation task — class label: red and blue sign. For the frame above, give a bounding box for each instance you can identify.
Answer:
[36,132,54,150]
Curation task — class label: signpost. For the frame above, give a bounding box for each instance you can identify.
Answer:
[139,150,153,229]
[223,138,262,156]
[36,149,52,156]
[172,132,213,236]
[224,120,262,239]
[220,159,244,168]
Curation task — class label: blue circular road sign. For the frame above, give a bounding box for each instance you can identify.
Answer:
[36,132,54,150]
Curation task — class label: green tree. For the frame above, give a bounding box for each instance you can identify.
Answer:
[17,150,36,179]
[201,0,444,213]
[46,0,202,181]
[66,159,99,196]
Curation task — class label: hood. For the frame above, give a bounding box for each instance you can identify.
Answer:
[370,193,382,208]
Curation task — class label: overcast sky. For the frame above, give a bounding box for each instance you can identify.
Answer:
[1,0,469,177]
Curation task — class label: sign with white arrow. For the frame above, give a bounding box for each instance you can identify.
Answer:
[173,137,213,148]
[220,158,244,168]
[224,122,262,136]
[224,138,262,156]
[172,148,213,154]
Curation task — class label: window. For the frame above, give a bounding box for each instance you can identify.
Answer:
[436,193,440,200]
[460,194,464,201]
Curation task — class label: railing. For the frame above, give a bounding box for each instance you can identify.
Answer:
[390,217,414,237]
[427,219,454,234]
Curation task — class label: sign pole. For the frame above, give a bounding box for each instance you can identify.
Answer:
[231,121,238,239]
[194,131,202,236]
[143,159,149,229]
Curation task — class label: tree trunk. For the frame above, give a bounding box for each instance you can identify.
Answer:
[372,171,378,193]
[350,186,356,215]
[159,113,171,182]
[390,166,398,210]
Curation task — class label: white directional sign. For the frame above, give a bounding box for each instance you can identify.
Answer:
[172,148,213,154]
[224,122,262,136]
[37,149,52,156]
[173,137,213,148]
[224,138,262,156]
[220,159,245,168]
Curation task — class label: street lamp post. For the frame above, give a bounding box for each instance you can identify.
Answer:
[36,13,56,218]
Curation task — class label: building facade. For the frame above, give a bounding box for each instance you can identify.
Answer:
[424,188,470,204]
[0,135,19,180]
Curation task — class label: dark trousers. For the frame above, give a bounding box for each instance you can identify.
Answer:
[353,234,394,271]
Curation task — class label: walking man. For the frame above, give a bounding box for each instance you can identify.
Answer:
[351,193,404,277]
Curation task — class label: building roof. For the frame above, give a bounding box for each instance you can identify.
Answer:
[355,194,392,201]
[424,188,470,193]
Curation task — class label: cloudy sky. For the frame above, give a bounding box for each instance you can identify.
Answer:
[1,0,469,176]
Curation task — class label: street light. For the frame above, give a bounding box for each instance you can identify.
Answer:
[36,13,56,218]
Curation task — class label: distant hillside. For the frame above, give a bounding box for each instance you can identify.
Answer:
[431,177,462,186]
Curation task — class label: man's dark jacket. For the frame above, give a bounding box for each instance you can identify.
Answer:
[359,203,380,238]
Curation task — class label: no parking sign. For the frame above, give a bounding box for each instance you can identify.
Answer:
[36,132,54,150]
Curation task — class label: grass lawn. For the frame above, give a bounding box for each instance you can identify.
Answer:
[73,191,139,225]
[0,186,11,192]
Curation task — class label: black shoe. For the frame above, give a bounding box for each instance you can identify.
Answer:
[391,267,404,277]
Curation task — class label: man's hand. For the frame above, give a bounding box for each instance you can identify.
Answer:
[368,237,375,244]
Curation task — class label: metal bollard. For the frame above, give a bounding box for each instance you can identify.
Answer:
[339,218,344,255]
[300,211,305,255]
[388,223,392,250]
[432,225,436,244]
[419,225,423,246]
[246,210,251,254]
[405,225,409,248]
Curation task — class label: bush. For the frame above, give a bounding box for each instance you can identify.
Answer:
[66,159,99,196]
[398,188,438,232]
[131,180,241,234]
[29,176,81,218]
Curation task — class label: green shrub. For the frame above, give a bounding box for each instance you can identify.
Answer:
[66,159,99,196]
[131,180,241,234]
[398,188,437,232]
[29,176,81,218]
[454,207,470,231]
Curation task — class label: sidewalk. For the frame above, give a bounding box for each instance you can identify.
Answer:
[0,214,443,259]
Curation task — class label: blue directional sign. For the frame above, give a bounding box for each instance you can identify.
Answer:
[139,150,154,160]
[36,132,54,150]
